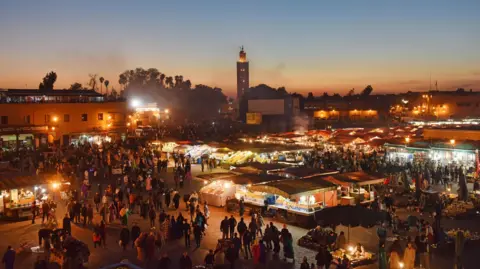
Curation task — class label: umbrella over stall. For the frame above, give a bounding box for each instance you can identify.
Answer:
[314,205,386,242]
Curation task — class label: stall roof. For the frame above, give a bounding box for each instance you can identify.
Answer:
[195,172,237,181]
[234,162,293,172]
[249,177,336,198]
[0,175,49,189]
[322,172,385,186]
[228,174,285,185]
[280,167,338,179]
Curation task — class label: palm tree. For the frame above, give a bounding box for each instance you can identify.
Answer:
[99,77,105,94]
[104,80,109,95]
[159,73,166,87]
[165,76,173,88]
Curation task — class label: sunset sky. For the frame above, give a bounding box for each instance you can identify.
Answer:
[1,1,479,96]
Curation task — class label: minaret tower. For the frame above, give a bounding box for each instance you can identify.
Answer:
[236,46,249,100]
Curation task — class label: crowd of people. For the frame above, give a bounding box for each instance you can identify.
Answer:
[0,136,476,269]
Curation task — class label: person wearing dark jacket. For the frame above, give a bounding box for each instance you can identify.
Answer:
[193,224,203,248]
[228,215,237,239]
[204,249,215,269]
[131,223,141,249]
[221,216,229,239]
[248,219,258,240]
[149,207,157,228]
[119,226,130,251]
[173,192,181,210]
[94,192,101,212]
[183,220,191,247]
[80,203,88,226]
[158,253,171,269]
[62,214,71,234]
[237,217,247,240]
[74,201,81,223]
[2,246,15,269]
[242,230,253,259]
[179,252,192,269]
[226,244,237,269]
[232,233,242,255]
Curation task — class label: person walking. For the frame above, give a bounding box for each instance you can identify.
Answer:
[193,223,203,248]
[62,214,71,235]
[229,215,237,239]
[87,204,94,225]
[183,220,191,248]
[41,201,50,224]
[149,206,157,228]
[120,225,130,251]
[94,192,101,212]
[204,249,215,269]
[81,203,87,226]
[2,246,15,269]
[179,252,192,269]
[403,242,416,269]
[243,229,253,259]
[221,216,229,239]
[300,256,310,269]
[31,201,37,224]
[226,244,237,269]
[93,230,101,248]
[131,222,141,249]
[249,218,258,241]
[237,217,247,240]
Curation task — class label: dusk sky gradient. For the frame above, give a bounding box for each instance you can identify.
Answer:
[1,0,479,96]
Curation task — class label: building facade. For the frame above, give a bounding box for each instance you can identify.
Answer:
[236,46,249,100]
[0,89,127,148]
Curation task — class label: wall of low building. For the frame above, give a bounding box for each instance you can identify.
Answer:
[423,128,480,141]
[0,102,127,143]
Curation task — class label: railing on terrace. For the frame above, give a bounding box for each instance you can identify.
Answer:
[0,97,126,104]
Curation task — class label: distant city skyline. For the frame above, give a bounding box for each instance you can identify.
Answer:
[1,1,479,96]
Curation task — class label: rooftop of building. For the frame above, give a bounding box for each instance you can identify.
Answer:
[4,89,103,97]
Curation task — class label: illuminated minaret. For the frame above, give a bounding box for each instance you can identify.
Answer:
[236,46,249,100]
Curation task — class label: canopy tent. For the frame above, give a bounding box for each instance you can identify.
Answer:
[278,167,338,179]
[195,172,237,182]
[314,205,386,242]
[249,177,336,199]
[228,174,285,185]
[322,172,386,187]
[232,162,293,174]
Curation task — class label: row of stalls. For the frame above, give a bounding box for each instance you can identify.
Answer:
[198,167,386,227]
[385,140,478,168]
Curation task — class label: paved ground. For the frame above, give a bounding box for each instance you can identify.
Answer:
[1,164,479,269]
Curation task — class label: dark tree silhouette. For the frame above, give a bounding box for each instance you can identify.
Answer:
[99,77,105,93]
[68,82,84,91]
[346,88,355,96]
[307,92,314,100]
[104,80,110,95]
[39,71,57,90]
[361,85,373,96]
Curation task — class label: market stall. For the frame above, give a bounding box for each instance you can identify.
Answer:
[199,174,283,207]
[247,176,337,221]
[0,175,54,219]
[322,172,385,205]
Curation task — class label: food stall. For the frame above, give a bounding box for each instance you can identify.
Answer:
[247,177,337,227]
[0,175,51,219]
[200,174,283,207]
[322,172,386,205]
[331,245,375,267]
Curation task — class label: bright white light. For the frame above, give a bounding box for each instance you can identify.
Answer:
[34,186,38,190]
[223,182,232,189]
[131,99,142,108]
[41,188,46,193]
[52,183,59,189]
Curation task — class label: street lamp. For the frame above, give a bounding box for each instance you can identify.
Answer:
[52,116,58,122]
[450,139,455,148]
[164,109,169,114]
[405,137,410,143]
